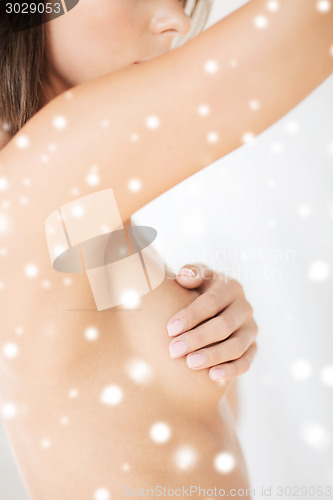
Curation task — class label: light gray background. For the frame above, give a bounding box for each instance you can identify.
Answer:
[1,0,333,498]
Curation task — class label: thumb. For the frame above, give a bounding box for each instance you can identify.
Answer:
[175,264,203,289]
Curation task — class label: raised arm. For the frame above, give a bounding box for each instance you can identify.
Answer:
[1,0,332,221]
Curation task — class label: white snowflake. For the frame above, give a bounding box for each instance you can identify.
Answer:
[285,120,299,134]
[298,204,311,217]
[146,115,160,129]
[128,178,142,192]
[130,133,139,142]
[53,115,67,130]
[290,359,312,380]
[204,59,219,74]
[149,422,171,443]
[214,452,236,473]
[86,172,100,186]
[2,122,10,131]
[254,15,268,29]
[41,439,51,449]
[1,402,17,419]
[307,260,331,281]
[69,388,79,398]
[120,289,140,309]
[242,131,255,144]
[0,212,10,236]
[121,462,131,471]
[197,104,210,116]
[271,141,284,154]
[15,134,30,149]
[94,488,111,500]
[100,385,123,406]
[320,365,333,386]
[22,177,31,187]
[300,421,331,450]
[19,196,29,205]
[0,177,8,191]
[249,99,261,111]
[125,358,154,384]
[206,131,219,143]
[2,342,19,359]
[316,0,331,13]
[71,203,85,218]
[84,326,99,341]
[266,0,280,12]
[173,445,198,470]
[24,263,39,278]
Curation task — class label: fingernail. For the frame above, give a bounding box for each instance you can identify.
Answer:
[186,353,205,368]
[169,340,188,358]
[210,368,225,381]
[167,319,185,336]
[177,268,196,277]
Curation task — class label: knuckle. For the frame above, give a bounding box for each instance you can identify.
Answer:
[219,313,234,335]
[206,346,221,366]
[242,352,252,371]
[246,301,254,317]
[204,291,219,311]
[176,332,190,348]
[241,298,253,318]
[227,362,238,379]
[232,278,243,295]
[190,328,205,349]
[230,336,245,358]
[252,340,258,355]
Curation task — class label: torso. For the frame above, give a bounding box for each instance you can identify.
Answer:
[0,134,251,499]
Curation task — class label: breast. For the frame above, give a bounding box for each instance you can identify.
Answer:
[0,195,228,419]
[115,264,231,417]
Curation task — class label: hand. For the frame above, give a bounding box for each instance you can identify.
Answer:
[166,263,258,382]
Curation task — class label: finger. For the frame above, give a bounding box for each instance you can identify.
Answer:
[167,273,242,336]
[168,297,255,359]
[208,341,258,381]
[175,264,206,290]
[182,318,258,369]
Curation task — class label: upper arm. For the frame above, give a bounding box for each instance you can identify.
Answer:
[1,0,332,222]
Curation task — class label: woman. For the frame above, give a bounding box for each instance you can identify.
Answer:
[1,3,259,499]
[0,0,331,498]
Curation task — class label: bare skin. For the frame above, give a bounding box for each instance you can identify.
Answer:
[0,0,332,498]
[0,162,250,498]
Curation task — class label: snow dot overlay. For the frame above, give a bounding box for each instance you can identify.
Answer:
[100,385,123,406]
[149,422,171,443]
[94,488,111,500]
[214,452,236,473]
[173,445,198,470]
[307,260,331,282]
[1,402,17,419]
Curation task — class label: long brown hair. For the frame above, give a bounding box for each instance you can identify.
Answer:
[0,0,213,136]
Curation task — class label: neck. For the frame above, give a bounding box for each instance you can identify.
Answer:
[39,71,71,108]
